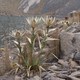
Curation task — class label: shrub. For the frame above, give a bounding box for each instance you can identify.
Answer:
[12,16,58,77]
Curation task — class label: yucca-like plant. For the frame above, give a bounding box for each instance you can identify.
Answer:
[41,16,55,33]
[12,16,59,77]
[12,17,45,77]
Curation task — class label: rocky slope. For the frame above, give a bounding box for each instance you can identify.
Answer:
[0,0,22,16]
[28,0,80,17]
[0,0,80,17]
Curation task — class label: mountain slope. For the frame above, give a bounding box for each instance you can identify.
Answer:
[0,0,22,16]
[0,0,80,17]
[26,0,80,17]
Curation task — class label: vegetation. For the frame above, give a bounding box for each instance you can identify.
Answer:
[11,16,59,77]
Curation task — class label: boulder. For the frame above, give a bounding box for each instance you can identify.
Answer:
[60,23,80,60]
[60,31,74,60]
[28,76,42,80]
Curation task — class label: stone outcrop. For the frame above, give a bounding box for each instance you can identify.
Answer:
[60,23,80,60]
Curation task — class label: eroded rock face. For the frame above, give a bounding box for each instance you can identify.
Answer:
[60,31,74,60]
[60,31,80,59]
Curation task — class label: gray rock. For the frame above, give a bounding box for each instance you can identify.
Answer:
[60,31,74,60]
[44,74,65,80]
[42,72,64,80]
[66,23,80,33]
[60,30,80,60]
[48,65,59,71]
[69,71,80,80]
[74,52,80,61]
[28,76,42,80]
[15,75,23,80]
[57,73,69,79]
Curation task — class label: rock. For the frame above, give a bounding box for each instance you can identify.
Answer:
[28,76,42,80]
[69,71,80,80]
[70,71,80,77]
[60,30,80,60]
[15,75,23,80]
[57,73,69,79]
[66,23,80,33]
[42,72,55,80]
[0,75,15,80]
[41,72,65,80]
[69,59,78,68]
[74,52,80,63]
[75,66,80,69]
[60,31,74,60]
[44,75,65,80]
[41,72,48,78]
[33,76,42,80]
[48,77,65,80]
[58,59,69,67]
[48,65,59,71]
